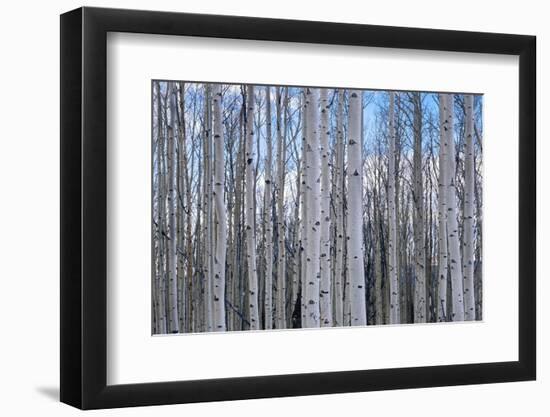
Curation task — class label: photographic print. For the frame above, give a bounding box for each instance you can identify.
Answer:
[152,81,483,334]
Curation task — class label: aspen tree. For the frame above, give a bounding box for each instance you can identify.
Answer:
[212,84,227,331]
[373,186,384,325]
[167,82,180,333]
[291,151,301,326]
[290,97,303,327]
[333,89,345,327]
[412,93,427,323]
[155,82,167,334]
[463,94,476,321]
[444,94,465,321]
[437,94,449,322]
[388,91,400,325]
[264,87,274,329]
[245,86,260,329]
[300,93,308,327]
[178,82,194,333]
[233,98,246,330]
[348,90,367,326]
[203,84,214,331]
[152,83,484,332]
[319,88,333,326]
[275,87,287,329]
[303,87,321,328]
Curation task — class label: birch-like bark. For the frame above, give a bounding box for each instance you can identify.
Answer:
[348,90,367,326]
[232,105,245,330]
[300,94,308,327]
[212,84,227,331]
[196,127,205,332]
[167,82,180,333]
[437,94,449,322]
[333,89,345,327]
[319,89,333,327]
[373,187,384,325]
[463,94,476,321]
[300,91,308,327]
[275,87,287,329]
[245,86,260,329]
[264,87,274,330]
[303,87,321,328]
[388,91,400,325]
[203,84,214,331]
[291,151,301,326]
[178,82,194,333]
[412,93,427,323]
[155,82,167,334]
[444,94,465,321]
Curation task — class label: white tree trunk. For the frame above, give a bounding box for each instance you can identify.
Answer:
[388,91,401,324]
[347,89,367,326]
[333,89,345,327]
[437,94,449,322]
[443,94,465,321]
[212,84,227,331]
[202,84,214,331]
[388,91,400,325]
[275,87,287,329]
[303,87,321,328]
[291,151,301,326]
[412,93,426,323]
[167,82,180,333]
[319,89,333,327]
[300,94,308,326]
[155,82,167,334]
[264,86,274,330]
[245,86,260,330]
[463,94,476,321]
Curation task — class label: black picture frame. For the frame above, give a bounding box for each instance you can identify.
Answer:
[60,6,536,410]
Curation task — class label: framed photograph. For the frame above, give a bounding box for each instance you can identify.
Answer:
[60,6,536,409]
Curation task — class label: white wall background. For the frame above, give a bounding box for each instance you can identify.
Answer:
[0,0,545,415]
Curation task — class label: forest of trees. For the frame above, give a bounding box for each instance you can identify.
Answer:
[152,81,483,334]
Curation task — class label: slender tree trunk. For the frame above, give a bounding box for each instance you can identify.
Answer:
[176,129,185,331]
[373,186,383,325]
[348,90,367,326]
[155,82,167,334]
[203,84,214,331]
[388,91,400,325]
[437,94,449,322]
[333,89,345,326]
[275,87,287,329]
[291,162,301,326]
[300,93,308,327]
[178,83,194,333]
[212,84,227,331]
[303,87,321,328]
[443,94,465,321]
[200,88,207,331]
[245,86,260,329]
[167,83,180,333]
[232,105,246,330]
[412,93,427,323]
[426,154,434,322]
[319,89,333,327]
[264,87,274,330]
[463,94,476,321]
[474,136,483,320]
[290,102,302,326]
